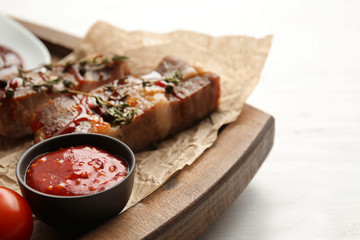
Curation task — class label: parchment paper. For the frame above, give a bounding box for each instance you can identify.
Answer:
[0,21,272,211]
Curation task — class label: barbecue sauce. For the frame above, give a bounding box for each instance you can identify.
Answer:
[25,145,129,196]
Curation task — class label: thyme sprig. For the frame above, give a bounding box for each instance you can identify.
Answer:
[58,88,116,107]
[59,88,137,125]
[112,55,129,62]
[32,77,73,90]
[141,70,183,89]
[164,70,183,86]
[142,79,151,88]
[107,105,138,125]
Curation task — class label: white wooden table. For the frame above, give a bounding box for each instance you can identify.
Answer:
[2,0,360,239]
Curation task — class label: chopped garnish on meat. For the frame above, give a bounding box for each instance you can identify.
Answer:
[32,56,220,152]
[0,54,130,138]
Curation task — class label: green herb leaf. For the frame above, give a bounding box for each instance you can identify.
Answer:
[79,60,90,66]
[112,55,128,62]
[95,96,107,108]
[65,61,74,67]
[142,79,151,88]
[63,79,73,88]
[33,77,62,88]
[105,105,137,125]
[165,70,183,86]
[43,64,53,71]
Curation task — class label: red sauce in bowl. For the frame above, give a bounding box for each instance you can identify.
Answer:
[25,145,128,196]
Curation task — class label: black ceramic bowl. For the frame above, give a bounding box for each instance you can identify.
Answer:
[16,133,135,228]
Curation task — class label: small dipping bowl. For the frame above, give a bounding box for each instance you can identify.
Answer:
[16,133,135,228]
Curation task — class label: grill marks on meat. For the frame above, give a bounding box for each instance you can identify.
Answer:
[0,54,130,138]
[32,56,220,152]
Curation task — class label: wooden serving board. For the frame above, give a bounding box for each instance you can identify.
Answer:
[16,19,275,240]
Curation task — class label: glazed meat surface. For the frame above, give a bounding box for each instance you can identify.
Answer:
[33,56,220,152]
[0,54,130,138]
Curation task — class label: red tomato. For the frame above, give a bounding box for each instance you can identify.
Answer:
[0,187,33,240]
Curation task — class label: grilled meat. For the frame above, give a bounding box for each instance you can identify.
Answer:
[0,54,130,138]
[32,56,220,152]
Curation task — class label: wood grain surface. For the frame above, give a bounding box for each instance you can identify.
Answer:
[16,20,275,240]
[81,105,274,240]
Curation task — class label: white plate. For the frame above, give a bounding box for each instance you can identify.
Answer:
[0,14,51,70]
